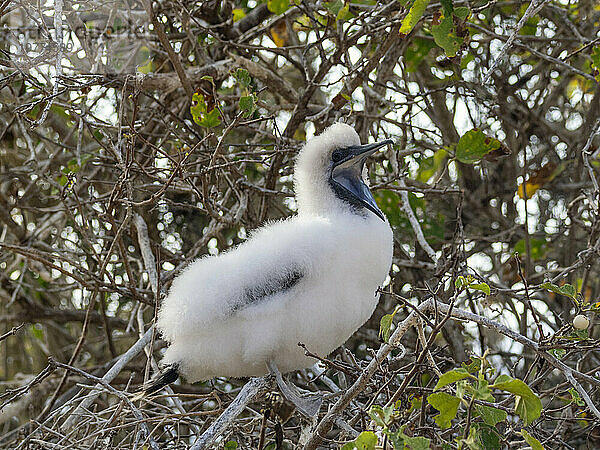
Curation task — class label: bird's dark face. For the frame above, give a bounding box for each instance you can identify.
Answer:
[328,140,393,221]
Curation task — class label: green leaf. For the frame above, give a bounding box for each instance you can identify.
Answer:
[267,0,291,15]
[409,395,423,412]
[560,283,576,298]
[403,435,431,450]
[404,37,436,72]
[460,427,481,449]
[568,388,585,406]
[374,189,444,244]
[379,306,400,343]
[190,92,221,128]
[520,16,539,36]
[379,315,393,342]
[337,1,350,21]
[137,57,153,74]
[386,423,431,450]
[67,158,80,173]
[427,392,460,428]
[455,129,502,164]
[491,375,542,425]
[477,424,501,450]
[473,379,495,402]
[475,405,507,426]
[416,148,447,182]
[30,324,44,340]
[386,430,405,450]
[374,189,402,228]
[514,238,548,261]
[399,0,431,35]
[462,423,501,450]
[548,348,566,359]
[440,0,453,16]
[540,282,576,299]
[572,327,589,339]
[224,441,238,450]
[434,368,471,390]
[341,431,378,450]
[198,108,221,128]
[461,357,482,374]
[234,68,252,88]
[324,0,343,17]
[232,8,246,22]
[518,4,539,36]
[368,404,396,427]
[431,7,469,57]
[452,7,469,20]
[592,46,600,82]
[191,92,207,115]
[520,429,545,450]
[469,282,490,295]
[239,95,255,116]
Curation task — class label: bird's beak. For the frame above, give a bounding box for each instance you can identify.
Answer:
[330,139,393,221]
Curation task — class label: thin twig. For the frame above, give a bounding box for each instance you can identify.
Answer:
[303,299,432,450]
[134,213,159,296]
[141,0,193,98]
[581,118,600,213]
[61,327,154,431]
[483,0,550,83]
[51,358,159,450]
[398,178,437,261]
[190,376,272,449]
[34,0,64,126]
[0,323,25,343]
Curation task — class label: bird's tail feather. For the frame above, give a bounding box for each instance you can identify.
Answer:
[131,364,179,401]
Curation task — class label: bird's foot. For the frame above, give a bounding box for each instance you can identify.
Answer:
[267,361,323,418]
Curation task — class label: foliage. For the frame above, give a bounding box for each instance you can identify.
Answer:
[379,305,401,343]
[399,0,431,35]
[455,275,491,296]
[431,7,469,58]
[454,129,502,164]
[340,431,378,450]
[425,355,541,446]
[190,92,222,128]
[361,354,542,448]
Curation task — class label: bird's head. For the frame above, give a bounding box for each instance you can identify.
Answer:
[294,123,392,220]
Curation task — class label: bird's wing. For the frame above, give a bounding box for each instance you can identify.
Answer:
[156,216,334,341]
[230,265,304,314]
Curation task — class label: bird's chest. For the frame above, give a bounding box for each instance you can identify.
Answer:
[326,218,392,288]
[305,218,393,328]
[292,225,391,360]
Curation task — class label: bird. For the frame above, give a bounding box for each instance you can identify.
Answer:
[138,123,394,409]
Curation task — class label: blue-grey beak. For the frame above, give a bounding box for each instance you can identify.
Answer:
[330,140,393,221]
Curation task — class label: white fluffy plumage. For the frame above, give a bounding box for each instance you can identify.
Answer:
[157,123,393,381]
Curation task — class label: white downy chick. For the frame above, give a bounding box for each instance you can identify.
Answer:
[152,123,393,389]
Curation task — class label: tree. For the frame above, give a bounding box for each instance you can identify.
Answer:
[1,0,599,448]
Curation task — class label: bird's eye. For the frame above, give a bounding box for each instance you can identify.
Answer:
[331,148,349,163]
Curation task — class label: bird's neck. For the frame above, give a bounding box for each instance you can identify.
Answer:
[296,182,369,219]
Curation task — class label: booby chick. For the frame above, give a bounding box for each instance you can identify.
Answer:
[145,123,393,398]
